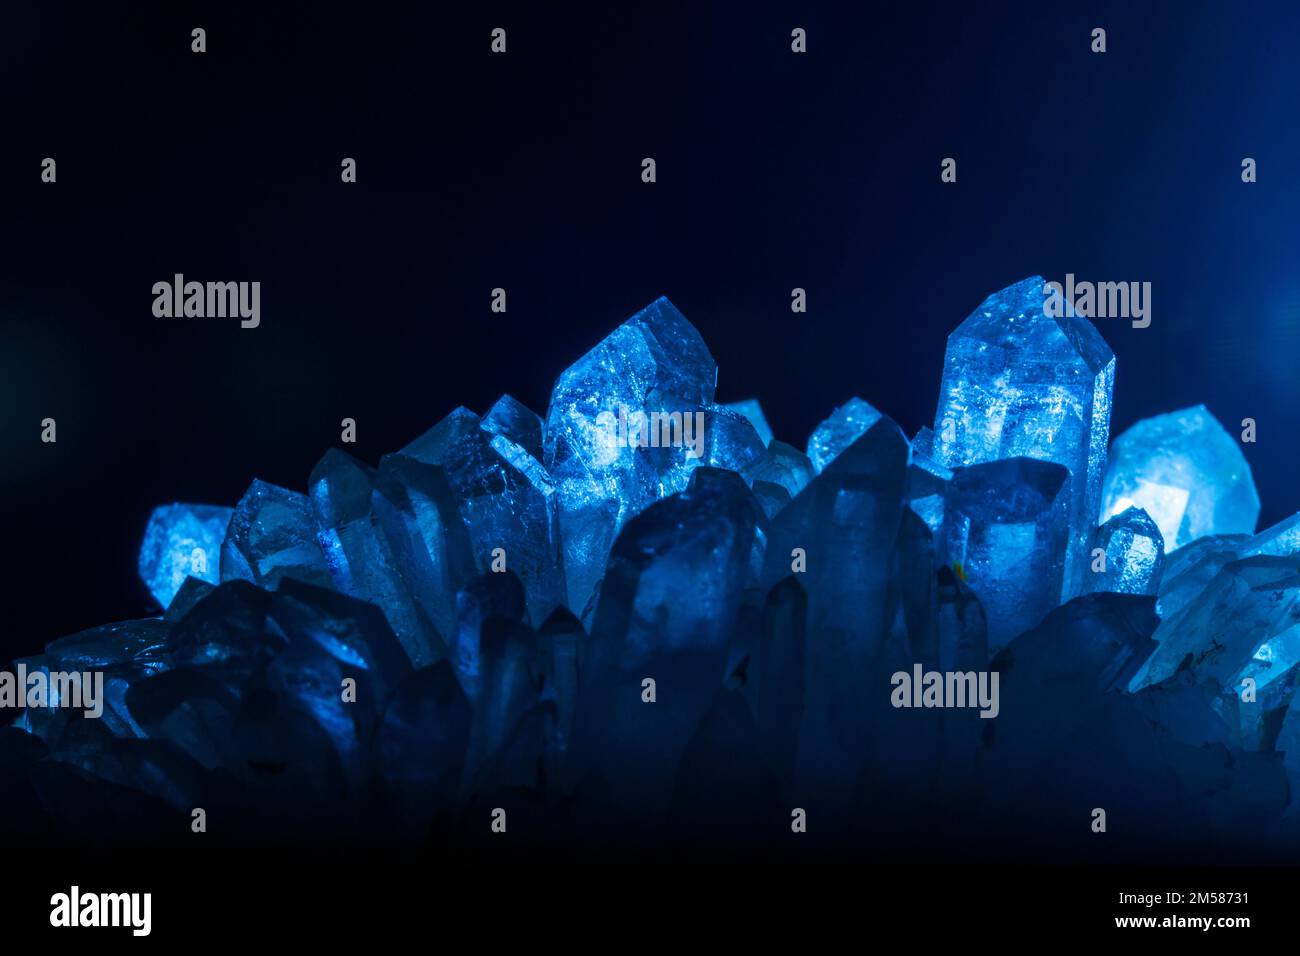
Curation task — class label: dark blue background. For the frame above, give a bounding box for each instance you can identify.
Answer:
[3,0,1297,659]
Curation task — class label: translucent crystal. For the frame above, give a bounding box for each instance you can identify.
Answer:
[933,276,1114,597]
[259,579,413,794]
[451,572,526,702]
[481,394,544,462]
[941,457,1070,648]
[1156,534,1249,619]
[982,598,1268,842]
[1130,555,1300,691]
[723,398,774,446]
[20,619,170,744]
[760,416,909,800]
[137,504,232,607]
[46,619,170,673]
[167,579,278,680]
[1100,405,1260,552]
[220,479,332,590]
[750,479,792,520]
[69,738,208,816]
[591,474,756,668]
[1226,663,1298,750]
[573,470,758,822]
[1239,629,1300,692]
[371,453,475,650]
[703,405,769,478]
[269,577,413,697]
[404,407,566,625]
[763,416,908,650]
[309,448,443,669]
[763,440,814,499]
[806,397,882,474]
[1085,506,1165,596]
[1239,511,1300,558]
[544,297,717,614]
[907,426,952,533]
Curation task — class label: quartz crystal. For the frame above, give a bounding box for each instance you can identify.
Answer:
[1100,405,1260,552]
[1085,506,1165,596]
[543,296,716,615]
[933,277,1114,597]
[137,504,232,607]
[941,457,1070,648]
[806,397,882,474]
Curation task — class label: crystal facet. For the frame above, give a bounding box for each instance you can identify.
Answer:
[1100,405,1260,552]
[1086,506,1165,596]
[907,426,952,533]
[309,448,442,668]
[723,398,774,446]
[1239,511,1300,559]
[404,407,566,625]
[806,397,882,474]
[137,504,232,607]
[1130,555,1300,691]
[933,276,1115,597]
[543,296,717,615]
[762,416,909,803]
[941,457,1070,648]
[221,479,332,591]
[481,394,544,462]
[573,470,758,821]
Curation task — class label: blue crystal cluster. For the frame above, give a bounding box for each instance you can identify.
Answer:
[7,282,1300,854]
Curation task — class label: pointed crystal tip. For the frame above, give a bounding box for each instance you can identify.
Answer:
[1101,404,1260,551]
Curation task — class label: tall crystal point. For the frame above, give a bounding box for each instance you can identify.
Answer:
[544,297,717,614]
[932,277,1114,598]
[806,397,882,474]
[1100,405,1260,552]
